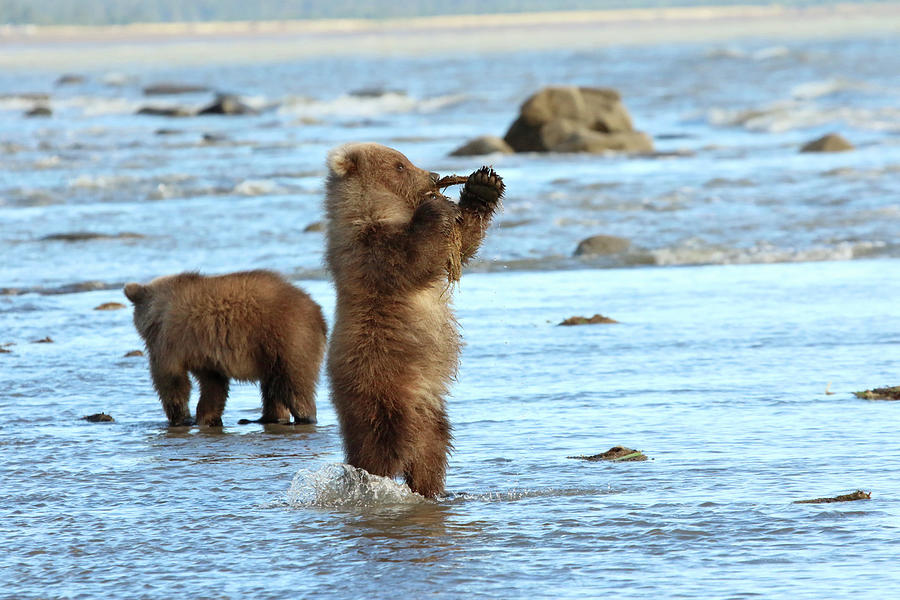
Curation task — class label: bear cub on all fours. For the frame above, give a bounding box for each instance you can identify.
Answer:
[325,142,504,499]
[124,270,326,427]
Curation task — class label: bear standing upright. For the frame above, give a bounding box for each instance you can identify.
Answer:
[124,270,326,427]
[324,142,504,498]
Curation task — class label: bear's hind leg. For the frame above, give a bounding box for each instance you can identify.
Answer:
[403,414,451,499]
[151,366,192,426]
[260,360,317,425]
[194,369,229,427]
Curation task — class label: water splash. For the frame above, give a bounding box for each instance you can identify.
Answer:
[287,463,427,508]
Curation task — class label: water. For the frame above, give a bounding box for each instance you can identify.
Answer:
[2,19,900,599]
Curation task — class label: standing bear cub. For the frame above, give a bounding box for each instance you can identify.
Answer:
[325,142,504,498]
[124,270,326,427]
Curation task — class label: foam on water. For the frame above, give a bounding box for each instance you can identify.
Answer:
[287,463,428,508]
[279,92,466,119]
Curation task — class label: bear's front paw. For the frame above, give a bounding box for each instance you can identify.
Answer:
[460,166,504,214]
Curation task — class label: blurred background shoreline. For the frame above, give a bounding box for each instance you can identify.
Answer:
[3,3,899,68]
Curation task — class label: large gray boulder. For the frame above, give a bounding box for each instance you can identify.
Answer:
[503,86,652,154]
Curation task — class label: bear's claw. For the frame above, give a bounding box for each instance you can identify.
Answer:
[460,166,504,213]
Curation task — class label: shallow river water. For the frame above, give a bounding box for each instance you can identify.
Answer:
[1,19,899,599]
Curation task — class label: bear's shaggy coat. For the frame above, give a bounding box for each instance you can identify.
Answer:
[324,142,503,498]
[124,270,326,427]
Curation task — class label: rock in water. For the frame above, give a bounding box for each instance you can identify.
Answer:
[503,86,653,154]
[143,83,209,95]
[450,136,514,156]
[198,94,258,116]
[800,133,854,153]
[25,106,52,117]
[574,234,631,256]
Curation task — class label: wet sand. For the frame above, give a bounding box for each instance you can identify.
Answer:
[2,3,899,69]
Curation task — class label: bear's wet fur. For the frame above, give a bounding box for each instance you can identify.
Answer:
[324,142,503,498]
[124,270,326,427]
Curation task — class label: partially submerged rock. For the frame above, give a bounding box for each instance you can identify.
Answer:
[56,74,85,86]
[198,94,258,116]
[32,336,54,343]
[450,136,514,156]
[574,234,631,256]
[794,490,871,504]
[853,386,900,400]
[25,105,52,117]
[800,133,854,153]
[503,86,653,154]
[559,314,618,326]
[94,302,126,311]
[137,106,194,117]
[40,231,144,242]
[569,446,648,462]
[303,221,325,232]
[82,412,115,423]
[124,350,144,357]
[143,83,209,95]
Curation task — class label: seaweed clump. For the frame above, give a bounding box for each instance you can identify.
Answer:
[568,446,648,462]
[559,314,618,326]
[82,413,115,423]
[794,490,871,504]
[853,386,900,400]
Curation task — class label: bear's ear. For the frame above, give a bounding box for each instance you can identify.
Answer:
[327,144,358,177]
[123,282,148,304]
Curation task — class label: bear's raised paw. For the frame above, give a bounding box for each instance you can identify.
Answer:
[460,166,504,214]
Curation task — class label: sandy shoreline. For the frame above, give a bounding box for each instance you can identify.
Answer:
[1,3,899,69]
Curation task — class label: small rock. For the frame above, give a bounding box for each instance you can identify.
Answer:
[303,221,325,232]
[202,132,228,143]
[853,386,900,400]
[40,231,144,242]
[449,136,514,156]
[800,133,854,153]
[794,490,871,504]
[198,94,258,116]
[155,128,185,135]
[56,74,85,86]
[124,350,144,357]
[559,314,618,326]
[143,83,209,95]
[0,92,49,101]
[0,347,11,354]
[137,106,194,117]
[349,87,406,98]
[94,302,126,311]
[569,446,648,462]
[82,413,115,423]
[574,234,631,256]
[25,105,52,117]
[32,336,54,343]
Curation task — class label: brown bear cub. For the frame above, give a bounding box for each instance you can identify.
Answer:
[124,270,326,427]
[324,142,504,498]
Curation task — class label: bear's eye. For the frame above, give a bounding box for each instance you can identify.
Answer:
[396,162,405,172]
